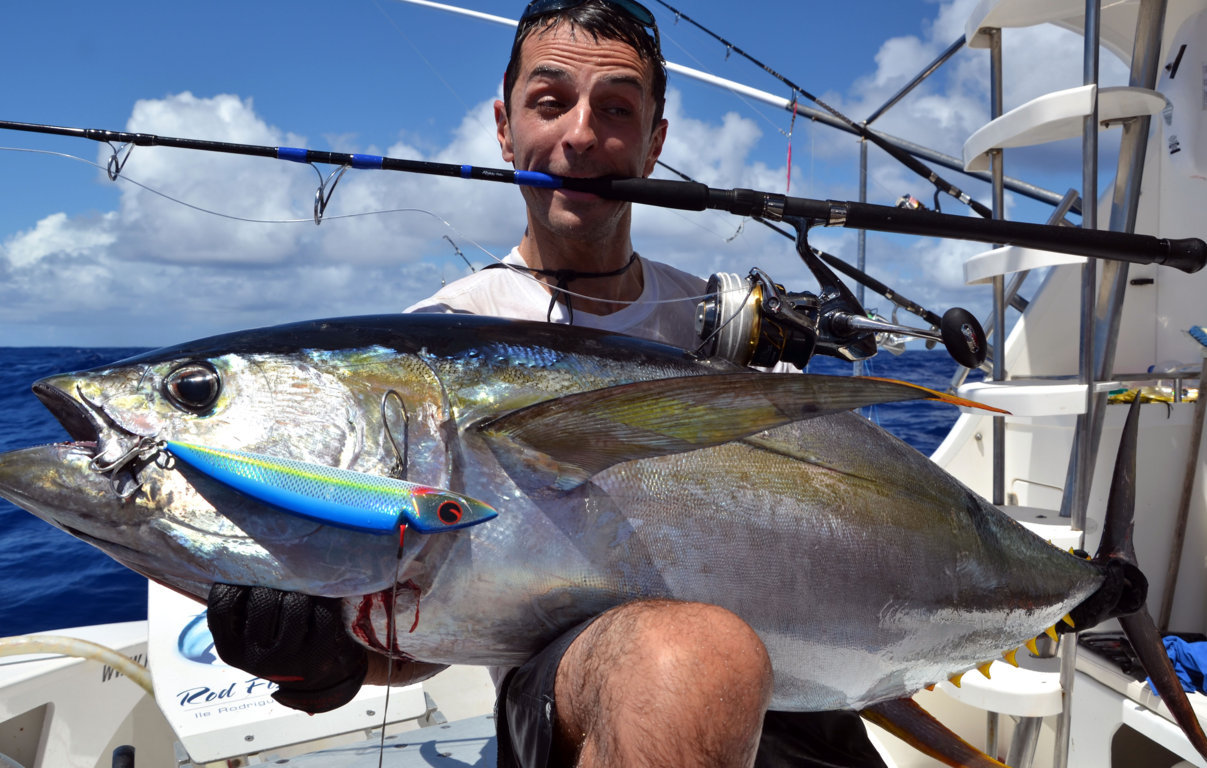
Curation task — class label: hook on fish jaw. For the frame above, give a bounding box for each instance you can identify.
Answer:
[73,385,170,498]
[88,435,169,500]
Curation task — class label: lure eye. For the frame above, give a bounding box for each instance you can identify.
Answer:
[437,500,463,526]
[163,362,222,414]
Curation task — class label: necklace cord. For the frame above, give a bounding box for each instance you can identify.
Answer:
[484,251,640,324]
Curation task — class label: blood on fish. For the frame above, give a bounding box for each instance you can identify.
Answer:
[399,580,421,633]
[351,581,422,654]
[352,594,385,653]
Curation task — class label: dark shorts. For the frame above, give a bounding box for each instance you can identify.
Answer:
[495,620,888,768]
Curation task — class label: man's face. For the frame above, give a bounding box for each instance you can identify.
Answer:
[496,22,668,241]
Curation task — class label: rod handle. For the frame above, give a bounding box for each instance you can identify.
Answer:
[1160,237,1207,274]
[566,177,710,211]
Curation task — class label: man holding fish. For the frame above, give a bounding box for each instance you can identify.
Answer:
[209,1,886,765]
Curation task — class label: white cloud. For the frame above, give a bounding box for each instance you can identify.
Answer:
[4,212,117,269]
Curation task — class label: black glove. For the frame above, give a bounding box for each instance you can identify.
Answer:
[207,583,368,713]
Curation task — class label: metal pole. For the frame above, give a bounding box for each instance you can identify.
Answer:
[1076,0,1102,531]
[855,138,868,378]
[988,28,1006,507]
[1082,0,1170,525]
[1055,7,1101,766]
[865,36,966,126]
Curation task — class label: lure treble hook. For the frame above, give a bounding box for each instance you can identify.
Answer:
[311,163,349,225]
[89,435,166,499]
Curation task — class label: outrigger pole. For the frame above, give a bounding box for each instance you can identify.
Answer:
[2,118,1203,273]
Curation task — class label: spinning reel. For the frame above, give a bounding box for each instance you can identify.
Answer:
[695,217,988,371]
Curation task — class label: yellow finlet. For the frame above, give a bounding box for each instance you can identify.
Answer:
[948,672,964,688]
[1025,637,1040,656]
[1002,648,1019,667]
[1044,625,1060,642]
[1061,613,1076,628]
[924,683,935,692]
[977,661,993,680]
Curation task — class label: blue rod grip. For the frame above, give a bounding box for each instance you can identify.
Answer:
[277,146,309,164]
[514,170,561,188]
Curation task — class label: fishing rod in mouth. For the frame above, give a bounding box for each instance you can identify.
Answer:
[3,118,1202,273]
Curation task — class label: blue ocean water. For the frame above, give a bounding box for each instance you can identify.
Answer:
[0,346,977,637]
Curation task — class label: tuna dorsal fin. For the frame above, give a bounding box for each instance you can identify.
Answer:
[478,372,1000,490]
[861,698,1008,768]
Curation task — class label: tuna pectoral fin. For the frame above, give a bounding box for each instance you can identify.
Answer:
[479,372,1000,489]
[861,699,1008,768]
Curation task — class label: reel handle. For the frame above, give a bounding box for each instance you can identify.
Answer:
[829,308,988,368]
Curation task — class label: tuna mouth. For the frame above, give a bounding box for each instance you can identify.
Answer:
[33,379,101,447]
[61,523,137,557]
[32,378,162,499]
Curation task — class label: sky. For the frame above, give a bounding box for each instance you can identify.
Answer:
[0,0,1130,347]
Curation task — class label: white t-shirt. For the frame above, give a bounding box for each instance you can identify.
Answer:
[404,247,708,351]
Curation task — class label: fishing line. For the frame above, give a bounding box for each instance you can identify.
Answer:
[785,99,797,193]
[377,527,407,768]
[1,146,315,225]
[0,144,714,312]
[658,33,787,137]
[370,0,498,139]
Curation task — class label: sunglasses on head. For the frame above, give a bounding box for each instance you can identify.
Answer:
[519,0,658,33]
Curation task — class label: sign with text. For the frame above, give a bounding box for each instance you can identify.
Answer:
[147,582,427,763]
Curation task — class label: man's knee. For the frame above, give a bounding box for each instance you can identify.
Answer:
[565,600,771,696]
[555,600,772,766]
[627,600,770,690]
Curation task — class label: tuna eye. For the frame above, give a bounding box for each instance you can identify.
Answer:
[163,362,221,413]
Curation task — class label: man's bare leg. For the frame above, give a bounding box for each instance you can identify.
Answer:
[553,600,773,768]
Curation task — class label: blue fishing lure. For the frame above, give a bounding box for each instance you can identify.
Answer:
[166,441,496,534]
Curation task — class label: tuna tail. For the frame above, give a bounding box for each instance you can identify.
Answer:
[1071,397,1207,760]
[867,399,1207,768]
